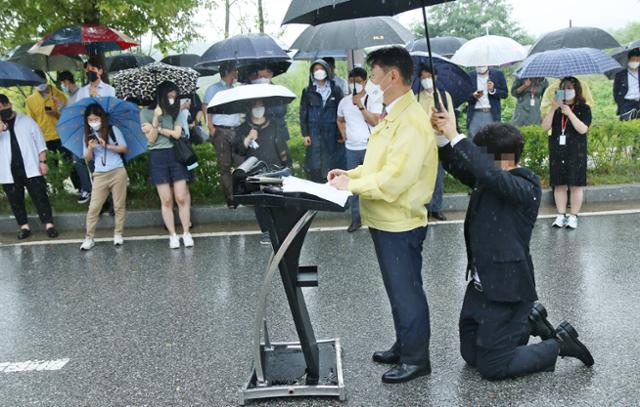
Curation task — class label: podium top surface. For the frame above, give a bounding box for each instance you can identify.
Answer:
[233,192,348,212]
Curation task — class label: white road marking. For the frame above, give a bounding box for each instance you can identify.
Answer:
[1,208,639,248]
[0,358,70,373]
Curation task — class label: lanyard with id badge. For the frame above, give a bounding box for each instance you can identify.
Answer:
[560,106,574,146]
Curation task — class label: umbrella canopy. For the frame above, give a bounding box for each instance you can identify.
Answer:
[282,0,454,25]
[3,43,83,72]
[0,61,45,87]
[410,51,473,107]
[293,49,348,61]
[516,48,621,79]
[106,54,155,73]
[291,16,415,51]
[196,33,291,73]
[56,96,147,161]
[160,54,217,76]
[529,26,620,56]
[451,35,527,67]
[406,36,467,57]
[606,41,640,79]
[207,84,296,115]
[29,24,138,56]
[112,62,199,104]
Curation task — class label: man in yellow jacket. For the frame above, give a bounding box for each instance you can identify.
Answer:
[26,70,68,152]
[329,47,438,384]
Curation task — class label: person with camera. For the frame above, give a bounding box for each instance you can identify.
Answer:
[79,104,129,251]
[233,99,291,245]
[510,77,549,126]
[542,77,591,230]
[141,81,194,249]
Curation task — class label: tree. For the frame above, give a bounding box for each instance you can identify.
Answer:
[257,0,265,34]
[613,22,640,45]
[413,0,533,44]
[0,0,204,55]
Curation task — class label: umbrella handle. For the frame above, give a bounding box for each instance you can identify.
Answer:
[420,0,441,112]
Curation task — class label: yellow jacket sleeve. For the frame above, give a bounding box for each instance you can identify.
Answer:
[346,165,363,179]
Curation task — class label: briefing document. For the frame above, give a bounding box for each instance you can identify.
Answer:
[282,176,352,207]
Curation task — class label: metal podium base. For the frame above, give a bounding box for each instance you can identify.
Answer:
[239,338,346,405]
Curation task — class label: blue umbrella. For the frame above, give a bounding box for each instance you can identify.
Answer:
[516,48,621,79]
[56,97,147,161]
[0,60,45,87]
[410,51,473,108]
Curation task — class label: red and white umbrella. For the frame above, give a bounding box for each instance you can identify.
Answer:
[28,24,138,56]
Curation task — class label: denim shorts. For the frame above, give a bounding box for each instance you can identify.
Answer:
[148,148,192,185]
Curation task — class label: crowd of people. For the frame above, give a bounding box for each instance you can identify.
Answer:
[0,46,639,248]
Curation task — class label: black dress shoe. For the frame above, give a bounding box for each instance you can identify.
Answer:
[428,211,447,221]
[17,228,31,240]
[372,349,400,365]
[556,321,594,366]
[46,227,59,238]
[529,303,556,340]
[347,221,361,233]
[382,362,431,384]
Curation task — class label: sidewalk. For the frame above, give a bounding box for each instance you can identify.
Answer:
[1,183,640,238]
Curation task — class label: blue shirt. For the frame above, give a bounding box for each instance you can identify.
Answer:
[315,81,331,106]
[83,126,127,173]
[204,80,241,127]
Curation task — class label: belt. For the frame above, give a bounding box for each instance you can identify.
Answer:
[475,108,491,113]
[214,125,238,130]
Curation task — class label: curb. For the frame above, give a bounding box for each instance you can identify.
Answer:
[1,183,639,233]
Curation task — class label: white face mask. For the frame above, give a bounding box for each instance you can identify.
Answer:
[629,61,640,70]
[37,84,48,93]
[564,89,576,101]
[251,77,271,85]
[421,77,434,90]
[168,98,176,106]
[352,83,364,94]
[365,79,383,104]
[476,66,489,75]
[313,69,327,81]
[252,106,266,118]
[88,121,101,131]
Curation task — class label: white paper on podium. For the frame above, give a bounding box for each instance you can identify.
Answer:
[281,176,352,207]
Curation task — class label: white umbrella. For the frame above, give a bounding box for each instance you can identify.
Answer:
[207,84,296,115]
[451,35,527,67]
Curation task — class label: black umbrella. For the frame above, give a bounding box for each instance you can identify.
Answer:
[3,42,83,72]
[0,60,45,87]
[195,33,291,75]
[106,54,155,73]
[529,26,621,56]
[282,0,455,108]
[606,41,640,79]
[161,54,217,76]
[406,36,467,58]
[293,49,348,61]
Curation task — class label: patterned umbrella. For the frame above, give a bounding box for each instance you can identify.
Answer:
[112,62,199,104]
[56,96,147,161]
[28,24,138,56]
[516,48,622,79]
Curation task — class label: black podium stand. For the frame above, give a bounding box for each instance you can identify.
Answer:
[234,192,347,405]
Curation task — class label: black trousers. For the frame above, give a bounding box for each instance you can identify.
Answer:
[459,282,559,380]
[2,175,53,226]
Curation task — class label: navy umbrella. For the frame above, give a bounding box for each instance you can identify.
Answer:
[161,54,217,76]
[529,26,620,56]
[516,48,621,79]
[410,51,473,107]
[293,49,348,61]
[406,36,467,58]
[0,60,45,87]
[106,54,155,73]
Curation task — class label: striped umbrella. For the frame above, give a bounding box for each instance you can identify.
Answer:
[516,48,622,79]
[28,24,138,56]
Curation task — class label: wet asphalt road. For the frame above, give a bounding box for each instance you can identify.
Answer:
[1,212,639,406]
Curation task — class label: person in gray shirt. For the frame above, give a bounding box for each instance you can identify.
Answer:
[511,77,548,127]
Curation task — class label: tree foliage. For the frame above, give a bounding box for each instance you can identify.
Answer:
[613,22,640,46]
[414,0,533,44]
[0,0,205,55]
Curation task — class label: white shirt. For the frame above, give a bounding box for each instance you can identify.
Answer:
[0,114,47,184]
[337,93,383,151]
[476,74,492,109]
[73,81,116,103]
[626,70,640,100]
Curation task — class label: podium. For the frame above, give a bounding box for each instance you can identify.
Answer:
[234,191,348,405]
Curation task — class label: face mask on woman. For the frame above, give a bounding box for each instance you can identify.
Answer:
[167,97,176,106]
[421,77,434,90]
[313,69,327,81]
[252,106,266,118]
[564,89,576,101]
[88,121,101,132]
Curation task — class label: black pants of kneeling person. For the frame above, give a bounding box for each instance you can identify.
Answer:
[2,175,53,226]
[459,282,560,380]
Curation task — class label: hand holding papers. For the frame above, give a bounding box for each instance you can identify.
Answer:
[282,176,352,207]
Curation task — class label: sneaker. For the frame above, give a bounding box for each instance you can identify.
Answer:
[259,231,271,245]
[113,234,124,246]
[80,238,95,251]
[182,232,194,248]
[566,214,578,229]
[169,234,180,249]
[552,214,568,228]
[77,191,91,204]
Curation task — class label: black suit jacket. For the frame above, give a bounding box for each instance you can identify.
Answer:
[439,138,541,303]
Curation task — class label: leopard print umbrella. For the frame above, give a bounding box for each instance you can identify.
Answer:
[112,62,199,104]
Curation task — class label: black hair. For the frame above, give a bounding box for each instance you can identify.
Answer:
[34,69,46,80]
[219,62,237,77]
[322,57,336,68]
[419,63,438,76]
[474,123,525,164]
[155,80,180,120]
[58,71,75,83]
[86,57,103,70]
[348,67,367,81]
[366,46,413,86]
[628,48,640,58]
[0,94,10,105]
